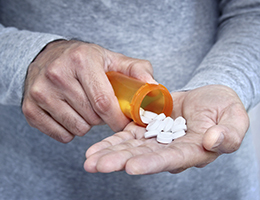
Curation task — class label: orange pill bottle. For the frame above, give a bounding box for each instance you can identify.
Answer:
[106,71,173,127]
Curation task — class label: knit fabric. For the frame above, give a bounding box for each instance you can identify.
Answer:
[0,0,259,199]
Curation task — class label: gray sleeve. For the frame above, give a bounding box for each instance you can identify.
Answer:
[0,24,65,106]
[182,0,260,111]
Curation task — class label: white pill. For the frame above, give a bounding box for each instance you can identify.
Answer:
[143,110,158,120]
[163,117,174,132]
[174,116,186,125]
[140,115,153,124]
[146,119,161,131]
[171,124,187,133]
[172,130,186,139]
[145,130,160,138]
[157,131,173,144]
[139,107,145,116]
[157,120,167,131]
[154,113,166,121]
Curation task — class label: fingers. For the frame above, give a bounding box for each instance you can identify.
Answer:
[23,64,93,142]
[84,85,250,175]
[109,52,158,84]
[76,46,156,132]
[203,124,247,154]
[84,138,159,174]
[85,129,135,158]
[125,141,218,175]
[45,63,102,126]
[84,122,147,173]
[84,122,218,175]
[203,102,249,154]
[22,100,75,143]
[85,122,147,157]
[22,88,90,142]
[85,139,149,173]
[39,100,90,137]
[84,133,218,175]
[75,48,130,132]
[23,40,157,142]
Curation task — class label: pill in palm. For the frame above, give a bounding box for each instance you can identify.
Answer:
[172,130,186,139]
[145,130,160,138]
[140,108,187,143]
[157,131,173,144]
[157,120,167,131]
[143,110,158,120]
[163,117,174,132]
[146,119,161,131]
[154,113,166,121]
[171,124,187,133]
[140,115,153,124]
[174,116,186,125]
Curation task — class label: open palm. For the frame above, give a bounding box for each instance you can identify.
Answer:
[84,85,249,175]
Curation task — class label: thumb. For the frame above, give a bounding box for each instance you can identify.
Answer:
[203,98,249,154]
[109,52,158,84]
[203,124,243,154]
[129,61,158,85]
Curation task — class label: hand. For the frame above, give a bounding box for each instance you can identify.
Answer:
[22,40,156,143]
[84,85,249,174]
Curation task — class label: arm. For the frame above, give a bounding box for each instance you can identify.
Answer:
[84,0,260,174]
[0,24,156,143]
[21,39,157,143]
[182,0,260,111]
[0,24,65,105]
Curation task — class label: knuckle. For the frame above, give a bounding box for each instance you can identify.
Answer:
[29,84,49,104]
[69,43,103,69]
[134,59,152,69]
[128,59,153,79]
[22,101,46,129]
[141,59,152,67]
[89,115,103,126]
[45,61,65,85]
[79,100,103,125]
[22,101,37,123]
[93,93,111,114]
[74,124,90,137]
[61,114,90,137]
[68,45,86,65]
[140,60,153,73]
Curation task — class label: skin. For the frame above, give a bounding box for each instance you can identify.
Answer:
[22,40,249,174]
[84,85,249,175]
[22,40,157,143]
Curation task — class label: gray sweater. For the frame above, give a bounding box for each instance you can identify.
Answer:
[0,0,260,199]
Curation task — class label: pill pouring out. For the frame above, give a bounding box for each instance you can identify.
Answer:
[140,108,187,144]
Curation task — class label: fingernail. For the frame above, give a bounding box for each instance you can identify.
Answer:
[212,132,224,149]
[146,79,159,85]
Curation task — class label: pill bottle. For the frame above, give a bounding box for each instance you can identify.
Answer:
[106,71,173,127]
